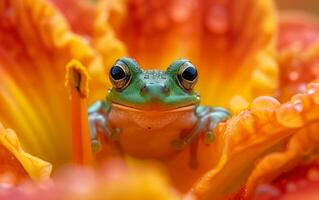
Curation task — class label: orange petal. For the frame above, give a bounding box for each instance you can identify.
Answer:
[246,88,319,197]
[113,0,278,111]
[50,0,96,36]
[187,80,319,200]
[278,12,319,101]
[50,0,127,71]
[0,0,106,167]
[0,122,51,183]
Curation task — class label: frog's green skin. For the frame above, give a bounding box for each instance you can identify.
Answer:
[88,58,230,162]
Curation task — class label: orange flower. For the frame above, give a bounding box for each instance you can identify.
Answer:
[0,0,319,200]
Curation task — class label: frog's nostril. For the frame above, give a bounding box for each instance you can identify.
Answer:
[140,84,148,96]
[140,83,169,97]
[162,84,170,96]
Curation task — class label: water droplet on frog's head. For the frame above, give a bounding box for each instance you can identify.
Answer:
[205,5,229,34]
[169,0,194,23]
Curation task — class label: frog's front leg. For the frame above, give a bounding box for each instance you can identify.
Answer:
[88,101,120,153]
[172,106,231,149]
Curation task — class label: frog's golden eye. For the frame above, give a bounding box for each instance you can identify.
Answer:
[109,62,131,90]
[177,62,198,91]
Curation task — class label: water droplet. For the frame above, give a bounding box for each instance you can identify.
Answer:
[298,83,307,93]
[291,94,312,111]
[307,88,316,95]
[276,103,304,128]
[293,100,303,112]
[251,96,280,110]
[288,71,300,81]
[205,5,228,34]
[169,0,193,23]
[256,184,281,196]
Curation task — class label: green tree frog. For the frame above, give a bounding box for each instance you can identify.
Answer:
[88,57,230,165]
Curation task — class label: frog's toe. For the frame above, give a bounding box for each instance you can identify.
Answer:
[204,130,214,144]
[204,109,231,144]
[91,139,102,153]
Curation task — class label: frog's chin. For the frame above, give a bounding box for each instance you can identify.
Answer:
[110,103,197,113]
[109,103,197,131]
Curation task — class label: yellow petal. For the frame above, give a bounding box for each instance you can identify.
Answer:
[0,122,51,182]
[0,0,108,167]
[188,80,319,200]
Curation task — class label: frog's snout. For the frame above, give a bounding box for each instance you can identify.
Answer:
[140,83,170,98]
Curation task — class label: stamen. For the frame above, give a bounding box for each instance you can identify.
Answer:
[65,59,93,165]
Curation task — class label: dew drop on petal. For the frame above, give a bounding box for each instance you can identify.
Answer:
[307,88,316,95]
[250,96,280,110]
[253,184,281,199]
[297,83,307,93]
[276,103,304,128]
[288,71,300,81]
[205,5,229,34]
[293,100,303,112]
[292,93,314,110]
[169,0,193,23]
[306,83,319,96]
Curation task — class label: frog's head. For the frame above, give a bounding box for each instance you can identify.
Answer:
[107,57,200,111]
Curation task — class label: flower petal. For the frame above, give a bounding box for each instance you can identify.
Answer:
[113,0,278,111]
[246,85,319,197]
[0,0,107,167]
[50,0,127,70]
[0,123,51,182]
[252,161,319,200]
[278,12,319,101]
[187,80,319,200]
[0,160,180,200]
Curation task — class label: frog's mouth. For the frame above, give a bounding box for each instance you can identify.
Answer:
[111,102,197,113]
[110,103,197,130]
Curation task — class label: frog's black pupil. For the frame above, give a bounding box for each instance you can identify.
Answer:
[182,67,197,81]
[110,66,126,80]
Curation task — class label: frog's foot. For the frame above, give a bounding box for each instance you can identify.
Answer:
[88,101,121,153]
[172,106,231,149]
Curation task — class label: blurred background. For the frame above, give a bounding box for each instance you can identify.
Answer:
[278,0,319,15]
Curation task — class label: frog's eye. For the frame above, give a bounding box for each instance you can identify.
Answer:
[177,62,198,91]
[109,62,131,90]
